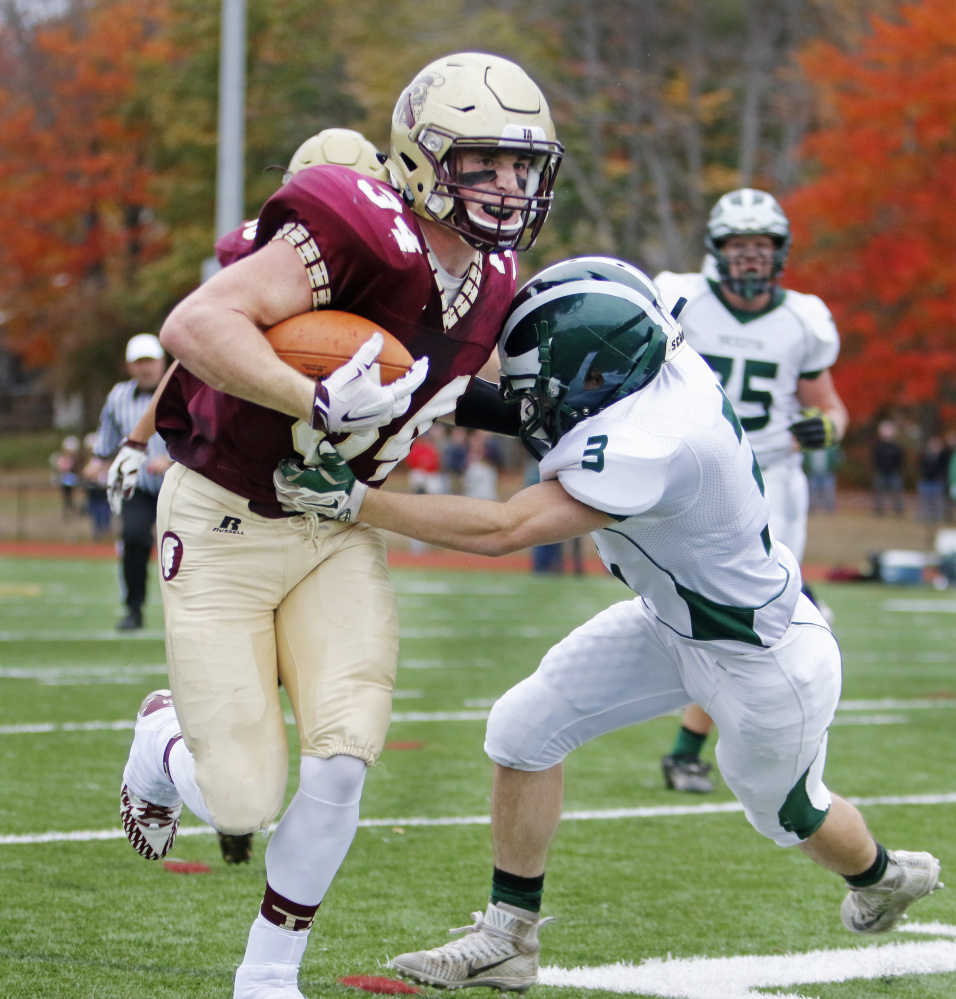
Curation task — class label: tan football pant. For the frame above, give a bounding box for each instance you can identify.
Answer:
[156,463,399,834]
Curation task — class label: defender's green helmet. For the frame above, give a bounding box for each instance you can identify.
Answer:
[498,257,686,459]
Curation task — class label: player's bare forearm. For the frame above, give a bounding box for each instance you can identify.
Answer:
[360,480,614,556]
[163,305,315,419]
[160,241,317,421]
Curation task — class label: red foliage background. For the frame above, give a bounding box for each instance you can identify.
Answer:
[783,0,956,426]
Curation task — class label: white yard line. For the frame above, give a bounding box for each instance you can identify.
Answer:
[3,792,955,847]
[539,928,956,999]
[1,696,953,737]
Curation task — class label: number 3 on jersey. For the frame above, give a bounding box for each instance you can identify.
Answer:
[582,435,608,472]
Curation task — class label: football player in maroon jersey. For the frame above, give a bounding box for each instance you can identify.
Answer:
[119,53,562,999]
[109,128,390,869]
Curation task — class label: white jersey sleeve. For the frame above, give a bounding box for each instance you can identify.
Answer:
[538,414,676,518]
[781,289,840,375]
[653,271,711,317]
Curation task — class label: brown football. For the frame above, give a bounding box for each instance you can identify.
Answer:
[263,311,414,384]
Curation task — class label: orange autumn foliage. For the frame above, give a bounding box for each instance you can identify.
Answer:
[783,0,956,424]
[0,0,171,367]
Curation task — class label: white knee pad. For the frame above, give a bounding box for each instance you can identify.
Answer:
[298,754,367,803]
[484,681,566,771]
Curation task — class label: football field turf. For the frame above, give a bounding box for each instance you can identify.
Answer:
[1,554,954,998]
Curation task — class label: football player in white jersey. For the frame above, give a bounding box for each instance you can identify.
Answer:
[654,188,849,794]
[277,258,938,995]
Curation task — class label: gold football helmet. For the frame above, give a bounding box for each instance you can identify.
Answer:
[284,128,389,184]
[388,52,563,253]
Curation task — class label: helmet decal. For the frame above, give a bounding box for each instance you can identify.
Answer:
[396,72,447,128]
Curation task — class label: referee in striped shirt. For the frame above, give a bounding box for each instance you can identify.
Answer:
[84,334,173,630]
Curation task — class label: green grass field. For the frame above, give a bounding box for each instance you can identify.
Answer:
[1,555,955,999]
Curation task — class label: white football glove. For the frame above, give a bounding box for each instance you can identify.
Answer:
[311,332,429,434]
[107,439,147,515]
[273,443,368,522]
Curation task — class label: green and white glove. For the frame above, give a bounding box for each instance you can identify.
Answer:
[789,407,836,450]
[274,443,368,521]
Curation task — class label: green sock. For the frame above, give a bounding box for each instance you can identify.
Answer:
[844,843,889,888]
[671,725,707,760]
[491,867,544,913]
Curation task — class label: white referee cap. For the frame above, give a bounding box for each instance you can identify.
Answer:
[126,333,165,362]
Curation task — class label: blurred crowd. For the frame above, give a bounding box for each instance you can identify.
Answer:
[804,420,956,525]
[869,420,956,523]
[402,425,583,573]
[48,433,112,539]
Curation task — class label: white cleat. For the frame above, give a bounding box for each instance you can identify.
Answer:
[390,901,553,994]
[841,849,943,934]
[119,689,183,861]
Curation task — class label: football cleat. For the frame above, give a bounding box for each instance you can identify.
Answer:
[389,901,553,993]
[120,784,182,861]
[841,850,943,934]
[218,831,255,865]
[120,689,183,861]
[661,754,715,793]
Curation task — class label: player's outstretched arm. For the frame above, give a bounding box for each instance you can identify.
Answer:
[362,479,615,556]
[274,444,615,554]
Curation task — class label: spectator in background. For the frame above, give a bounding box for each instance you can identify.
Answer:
[872,420,905,516]
[805,444,841,514]
[50,435,83,519]
[406,430,448,497]
[84,334,173,629]
[441,425,471,493]
[944,430,956,523]
[82,432,113,539]
[917,435,948,524]
[462,430,501,501]
[525,460,564,573]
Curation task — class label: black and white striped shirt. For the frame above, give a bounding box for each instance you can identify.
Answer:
[91,380,169,496]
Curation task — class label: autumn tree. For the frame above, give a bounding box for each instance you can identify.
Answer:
[0,0,366,411]
[0,0,911,422]
[137,0,366,314]
[0,0,171,405]
[784,0,956,428]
